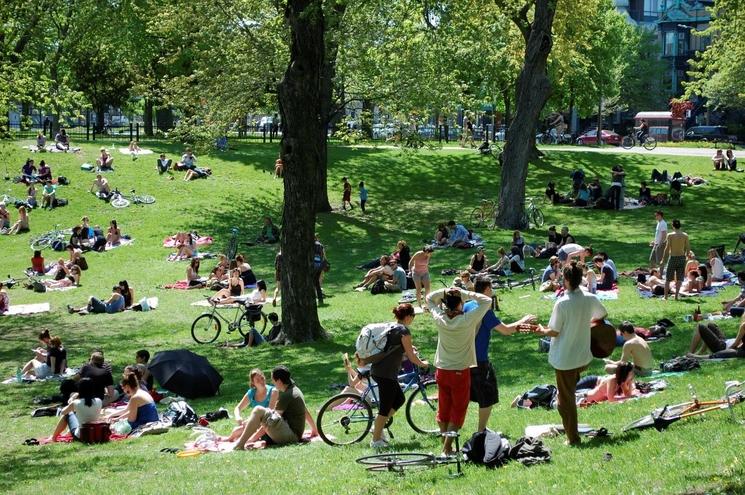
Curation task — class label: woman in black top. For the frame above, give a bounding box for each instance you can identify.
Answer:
[119,280,135,308]
[46,336,67,375]
[365,304,429,448]
[468,248,488,274]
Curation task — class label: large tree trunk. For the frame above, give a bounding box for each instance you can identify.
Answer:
[496,0,557,229]
[155,107,174,132]
[144,98,154,137]
[278,0,327,343]
[95,106,106,133]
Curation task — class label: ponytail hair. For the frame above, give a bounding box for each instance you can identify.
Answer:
[392,303,415,321]
[120,371,139,391]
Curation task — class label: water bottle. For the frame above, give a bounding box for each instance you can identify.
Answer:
[16,367,22,383]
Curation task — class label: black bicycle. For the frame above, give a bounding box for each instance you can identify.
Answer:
[316,366,439,446]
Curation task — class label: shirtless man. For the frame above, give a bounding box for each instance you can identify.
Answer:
[90,174,112,200]
[557,243,592,265]
[604,322,653,376]
[661,219,691,300]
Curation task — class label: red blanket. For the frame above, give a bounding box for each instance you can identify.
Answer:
[39,433,128,445]
[163,280,191,290]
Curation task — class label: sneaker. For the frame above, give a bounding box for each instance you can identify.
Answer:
[370,439,390,449]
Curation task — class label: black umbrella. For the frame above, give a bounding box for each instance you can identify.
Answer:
[148,349,223,399]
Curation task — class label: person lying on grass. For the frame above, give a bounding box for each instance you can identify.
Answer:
[579,362,638,405]
[637,268,665,295]
[604,321,654,376]
[107,372,159,431]
[184,166,211,181]
[687,320,745,359]
[42,264,81,289]
[67,285,125,315]
[233,365,318,450]
[50,377,102,441]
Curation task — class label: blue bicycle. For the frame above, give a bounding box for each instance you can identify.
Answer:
[316,366,440,446]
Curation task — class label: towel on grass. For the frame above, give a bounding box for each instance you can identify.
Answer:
[118,148,154,155]
[167,252,215,262]
[105,238,134,251]
[2,302,50,316]
[46,285,77,292]
[638,287,721,298]
[163,235,213,248]
[38,433,128,445]
[184,429,319,453]
[162,280,193,290]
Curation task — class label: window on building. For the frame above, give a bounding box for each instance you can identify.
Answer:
[643,0,658,16]
[664,31,676,55]
[677,31,688,55]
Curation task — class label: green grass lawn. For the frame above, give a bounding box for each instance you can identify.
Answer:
[1,140,744,494]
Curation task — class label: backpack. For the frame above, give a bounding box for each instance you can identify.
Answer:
[661,356,700,373]
[370,278,385,295]
[53,197,68,207]
[508,436,551,466]
[355,323,401,362]
[78,422,111,444]
[57,176,69,185]
[32,280,47,293]
[162,400,198,427]
[51,239,65,251]
[462,429,511,468]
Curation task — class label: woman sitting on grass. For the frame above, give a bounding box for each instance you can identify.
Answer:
[484,247,509,275]
[579,362,637,405]
[7,205,29,235]
[187,258,205,288]
[20,330,56,378]
[247,280,268,304]
[468,247,488,274]
[681,270,702,294]
[235,254,257,287]
[23,335,66,379]
[211,268,244,303]
[708,248,726,282]
[579,261,596,294]
[67,285,125,315]
[42,264,81,289]
[50,378,102,441]
[434,223,449,246]
[174,232,196,259]
[107,372,159,431]
[223,369,279,441]
[119,280,135,309]
[106,220,121,246]
[354,255,393,290]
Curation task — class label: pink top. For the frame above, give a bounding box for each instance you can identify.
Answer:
[412,256,430,275]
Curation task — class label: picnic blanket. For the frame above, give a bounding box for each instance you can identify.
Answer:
[23,145,81,153]
[428,233,485,250]
[545,287,618,301]
[118,148,154,155]
[162,280,195,290]
[2,302,50,316]
[3,367,77,385]
[105,238,134,251]
[163,235,213,248]
[637,287,720,299]
[167,252,215,262]
[45,285,78,292]
[37,433,129,445]
[184,428,319,453]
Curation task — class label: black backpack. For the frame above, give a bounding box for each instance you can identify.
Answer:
[370,278,385,295]
[462,429,511,468]
[162,400,198,427]
[661,356,700,373]
[57,176,69,185]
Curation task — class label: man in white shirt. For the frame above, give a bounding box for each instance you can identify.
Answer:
[649,210,667,269]
[533,263,607,445]
[557,243,592,265]
[175,148,196,171]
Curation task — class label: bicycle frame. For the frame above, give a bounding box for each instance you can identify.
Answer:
[205,302,247,329]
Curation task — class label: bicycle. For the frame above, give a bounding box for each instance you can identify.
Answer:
[225,227,239,260]
[478,141,503,165]
[623,381,745,432]
[470,199,496,229]
[538,129,573,145]
[110,189,156,208]
[355,432,463,477]
[316,366,439,446]
[28,224,73,251]
[520,197,544,228]
[190,297,268,344]
[621,130,657,151]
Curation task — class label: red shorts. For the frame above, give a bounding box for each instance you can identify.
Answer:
[435,367,471,428]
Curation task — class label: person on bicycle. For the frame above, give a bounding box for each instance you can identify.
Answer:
[636,119,649,143]
[361,303,429,449]
[465,277,537,430]
[548,112,566,141]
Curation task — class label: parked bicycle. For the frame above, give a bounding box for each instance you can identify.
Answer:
[624,381,745,432]
[621,130,657,151]
[356,431,463,477]
[29,224,72,251]
[316,366,439,446]
[110,189,156,208]
[478,141,502,165]
[225,227,239,260]
[470,199,496,229]
[191,297,268,344]
[520,197,544,228]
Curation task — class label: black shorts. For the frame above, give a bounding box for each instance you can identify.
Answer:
[469,362,498,408]
[373,375,405,417]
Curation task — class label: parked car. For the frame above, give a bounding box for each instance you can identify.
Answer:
[684,125,737,143]
[576,129,621,146]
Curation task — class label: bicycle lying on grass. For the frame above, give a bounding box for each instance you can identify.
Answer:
[191,296,267,344]
[316,366,439,446]
[624,381,745,432]
[355,431,463,477]
[29,224,73,251]
[110,189,156,208]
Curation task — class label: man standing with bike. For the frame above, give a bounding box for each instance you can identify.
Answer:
[464,278,536,431]
[532,263,607,446]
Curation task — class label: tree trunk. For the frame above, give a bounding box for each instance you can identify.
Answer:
[278,0,327,343]
[155,107,174,132]
[144,98,154,137]
[495,0,557,229]
[596,94,602,146]
[96,107,106,133]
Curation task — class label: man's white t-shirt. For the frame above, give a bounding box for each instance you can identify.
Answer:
[548,289,607,370]
[558,243,583,257]
[655,219,668,245]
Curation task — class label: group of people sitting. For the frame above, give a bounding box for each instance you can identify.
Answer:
[0,202,30,235]
[433,220,474,248]
[546,166,628,210]
[711,149,737,171]
[66,280,135,315]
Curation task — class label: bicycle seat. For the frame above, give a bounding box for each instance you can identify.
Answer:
[357,368,372,379]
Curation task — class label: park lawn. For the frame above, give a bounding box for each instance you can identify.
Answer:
[1,140,744,495]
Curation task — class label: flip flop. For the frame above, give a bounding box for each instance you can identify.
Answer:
[176,449,202,458]
[23,438,39,446]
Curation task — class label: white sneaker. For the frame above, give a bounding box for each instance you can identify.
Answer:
[370,439,390,449]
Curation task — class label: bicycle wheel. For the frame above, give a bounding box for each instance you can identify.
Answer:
[540,133,552,145]
[137,194,156,204]
[470,207,485,229]
[621,136,634,149]
[110,197,130,208]
[191,314,222,344]
[317,393,373,446]
[643,137,657,151]
[238,309,267,338]
[623,402,692,431]
[530,207,545,228]
[29,236,52,251]
[405,380,440,435]
[357,452,434,466]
